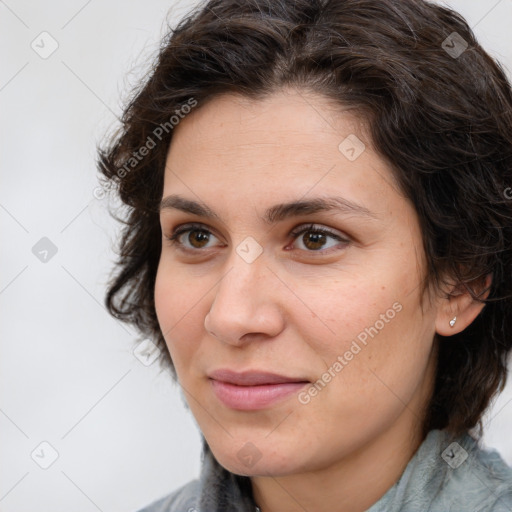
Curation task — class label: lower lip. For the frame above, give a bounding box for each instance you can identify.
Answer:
[210,380,308,410]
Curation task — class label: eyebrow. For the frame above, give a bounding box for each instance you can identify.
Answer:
[159,194,377,224]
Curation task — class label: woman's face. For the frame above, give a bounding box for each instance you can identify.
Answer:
[155,89,439,477]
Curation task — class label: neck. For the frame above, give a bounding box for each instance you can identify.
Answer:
[251,413,426,512]
[250,337,439,512]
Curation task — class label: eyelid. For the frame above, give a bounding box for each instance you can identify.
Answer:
[288,223,349,242]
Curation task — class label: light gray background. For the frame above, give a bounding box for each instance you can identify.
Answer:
[1,1,511,511]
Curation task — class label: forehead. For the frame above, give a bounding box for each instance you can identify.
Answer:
[167,89,368,155]
[163,89,400,215]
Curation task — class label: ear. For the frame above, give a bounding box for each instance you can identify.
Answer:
[435,273,492,336]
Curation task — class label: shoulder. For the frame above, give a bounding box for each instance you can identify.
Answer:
[430,429,512,511]
[135,479,201,512]
[464,436,512,511]
[369,429,512,512]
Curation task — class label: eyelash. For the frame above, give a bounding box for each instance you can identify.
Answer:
[164,222,350,255]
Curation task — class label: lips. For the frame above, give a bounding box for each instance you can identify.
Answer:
[208,369,310,410]
[208,369,308,386]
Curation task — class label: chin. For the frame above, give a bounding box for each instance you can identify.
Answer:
[208,437,310,478]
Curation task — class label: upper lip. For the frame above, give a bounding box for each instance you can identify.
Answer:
[208,369,309,386]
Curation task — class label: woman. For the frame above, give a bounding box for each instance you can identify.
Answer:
[97,0,512,510]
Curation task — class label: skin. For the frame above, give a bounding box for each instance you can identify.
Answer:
[154,88,487,512]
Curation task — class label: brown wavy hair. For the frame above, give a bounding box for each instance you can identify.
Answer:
[97,0,512,439]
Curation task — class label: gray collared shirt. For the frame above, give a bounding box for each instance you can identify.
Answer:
[138,429,512,512]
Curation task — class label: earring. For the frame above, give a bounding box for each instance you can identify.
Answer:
[449,317,457,327]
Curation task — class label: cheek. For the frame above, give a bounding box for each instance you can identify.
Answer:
[154,263,204,369]
[290,273,399,356]
[154,263,179,334]
[292,258,432,388]
[318,291,432,410]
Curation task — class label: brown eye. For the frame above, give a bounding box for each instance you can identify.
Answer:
[165,223,221,251]
[187,229,211,248]
[289,224,350,253]
[302,231,327,250]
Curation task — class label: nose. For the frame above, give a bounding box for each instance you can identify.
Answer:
[204,253,285,346]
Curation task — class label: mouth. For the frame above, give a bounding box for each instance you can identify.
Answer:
[208,369,310,410]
